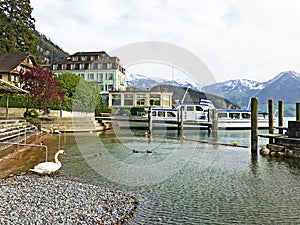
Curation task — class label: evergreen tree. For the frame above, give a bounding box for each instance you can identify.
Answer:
[0,0,38,54]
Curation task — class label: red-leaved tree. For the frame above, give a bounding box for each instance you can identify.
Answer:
[19,67,64,112]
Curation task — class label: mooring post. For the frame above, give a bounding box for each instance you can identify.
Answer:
[177,106,183,138]
[211,109,218,137]
[268,99,274,144]
[251,98,258,154]
[148,107,152,135]
[207,109,211,136]
[278,100,284,134]
[296,102,300,122]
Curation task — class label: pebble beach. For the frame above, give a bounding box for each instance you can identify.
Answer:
[0,175,138,224]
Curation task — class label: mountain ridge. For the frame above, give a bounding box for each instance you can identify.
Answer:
[126,71,300,111]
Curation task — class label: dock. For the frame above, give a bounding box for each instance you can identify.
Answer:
[253,99,300,159]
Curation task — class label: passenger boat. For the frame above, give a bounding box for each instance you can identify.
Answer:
[112,100,271,130]
[217,109,269,130]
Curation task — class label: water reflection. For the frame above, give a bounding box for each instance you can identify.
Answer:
[57,131,300,224]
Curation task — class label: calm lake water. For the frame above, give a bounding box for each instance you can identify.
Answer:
[53,125,300,225]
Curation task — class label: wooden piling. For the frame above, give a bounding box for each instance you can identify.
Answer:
[278,100,284,134]
[268,99,274,144]
[148,107,152,135]
[210,109,218,137]
[177,106,183,138]
[296,102,300,122]
[251,98,258,154]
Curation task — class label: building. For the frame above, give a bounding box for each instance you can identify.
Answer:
[52,51,126,101]
[0,52,38,85]
[109,91,173,109]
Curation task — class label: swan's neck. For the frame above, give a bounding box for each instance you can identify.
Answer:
[54,152,62,166]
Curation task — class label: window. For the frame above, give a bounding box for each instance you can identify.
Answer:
[218,113,227,119]
[107,73,113,80]
[187,106,194,111]
[158,111,165,117]
[97,73,103,82]
[88,73,94,80]
[149,94,161,106]
[72,56,78,61]
[81,56,87,61]
[97,63,102,69]
[112,94,121,106]
[242,113,251,119]
[136,94,146,106]
[70,64,75,70]
[229,113,240,119]
[167,112,176,117]
[61,64,66,70]
[52,64,58,70]
[195,106,203,111]
[79,63,84,70]
[90,56,95,61]
[80,74,85,79]
[107,63,112,69]
[124,94,133,106]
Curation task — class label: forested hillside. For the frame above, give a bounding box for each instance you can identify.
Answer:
[0,0,67,64]
[35,31,68,64]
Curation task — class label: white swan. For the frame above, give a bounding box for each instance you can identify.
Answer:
[30,150,65,174]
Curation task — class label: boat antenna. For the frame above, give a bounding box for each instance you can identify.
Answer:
[181,87,189,104]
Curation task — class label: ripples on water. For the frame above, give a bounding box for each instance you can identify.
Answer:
[58,130,300,225]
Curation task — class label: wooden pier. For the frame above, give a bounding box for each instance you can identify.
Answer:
[253,99,300,159]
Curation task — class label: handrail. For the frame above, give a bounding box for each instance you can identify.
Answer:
[0,141,48,162]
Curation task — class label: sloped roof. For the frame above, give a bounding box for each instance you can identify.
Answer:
[0,52,37,73]
[0,79,28,94]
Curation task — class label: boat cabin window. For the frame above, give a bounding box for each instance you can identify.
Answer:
[195,106,203,111]
[218,113,227,118]
[241,113,251,119]
[167,112,176,117]
[187,106,194,111]
[229,113,240,119]
[158,111,165,117]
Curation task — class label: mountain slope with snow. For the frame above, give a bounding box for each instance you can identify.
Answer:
[126,74,199,90]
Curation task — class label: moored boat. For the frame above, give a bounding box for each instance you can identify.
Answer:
[112,100,271,130]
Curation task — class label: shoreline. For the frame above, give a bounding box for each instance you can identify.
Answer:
[0,174,138,224]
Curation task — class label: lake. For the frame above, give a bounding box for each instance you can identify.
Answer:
[54,125,300,224]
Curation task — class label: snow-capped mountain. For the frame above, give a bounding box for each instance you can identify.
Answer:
[256,70,300,103]
[125,71,300,111]
[126,74,200,90]
[202,79,265,94]
[202,70,300,108]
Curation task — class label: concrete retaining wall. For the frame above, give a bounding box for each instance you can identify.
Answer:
[0,108,94,118]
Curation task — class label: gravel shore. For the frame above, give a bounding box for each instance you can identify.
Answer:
[0,175,138,224]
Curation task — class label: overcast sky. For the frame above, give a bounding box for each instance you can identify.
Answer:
[31,0,300,83]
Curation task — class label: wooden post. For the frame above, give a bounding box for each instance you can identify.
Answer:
[278,100,284,134]
[177,106,183,138]
[211,109,218,137]
[268,99,274,144]
[296,103,300,122]
[148,107,152,135]
[251,98,258,154]
[207,109,211,136]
